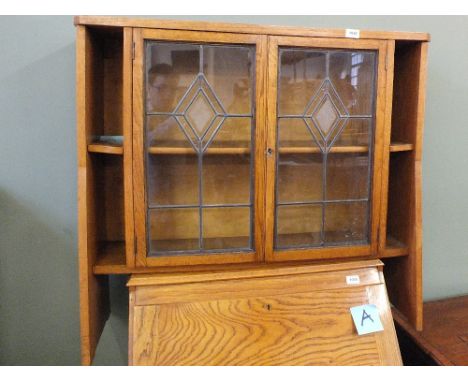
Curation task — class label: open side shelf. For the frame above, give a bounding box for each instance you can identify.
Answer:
[88,142,124,155]
[390,142,414,152]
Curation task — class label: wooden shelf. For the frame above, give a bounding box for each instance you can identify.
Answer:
[94,241,127,274]
[93,238,252,274]
[87,142,413,155]
[380,236,408,258]
[148,145,373,155]
[88,142,123,155]
[390,142,414,152]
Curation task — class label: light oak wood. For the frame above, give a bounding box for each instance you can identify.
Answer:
[378,40,395,256]
[128,260,402,365]
[390,142,414,152]
[76,25,111,366]
[383,42,428,331]
[123,27,135,268]
[75,16,430,42]
[146,144,413,155]
[76,18,429,364]
[87,143,123,155]
[133,28,268,267]
[127,259,382,286]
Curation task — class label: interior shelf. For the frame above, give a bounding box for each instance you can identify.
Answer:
[88,142,123,155]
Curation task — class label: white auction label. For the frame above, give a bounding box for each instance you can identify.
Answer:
[345,29,360,39]
[346,275,361,285]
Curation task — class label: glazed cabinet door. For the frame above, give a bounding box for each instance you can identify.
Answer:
[265,36,388,262]
[133,28,267,267]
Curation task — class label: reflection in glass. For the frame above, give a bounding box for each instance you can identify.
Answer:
[274,47,376,250]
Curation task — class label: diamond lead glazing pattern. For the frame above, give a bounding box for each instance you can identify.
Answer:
[303,79,350,152]
[174,74,227,152]
[275,48,376,250]
[145,42,255,255]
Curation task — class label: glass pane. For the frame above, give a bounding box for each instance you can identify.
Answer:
[278,50,326,116]
[276,205,322,248]
[332,118,370,147]
[324,203,367,244]
[146,43,199,113]
[147,155,199,206]
[148,208,199,253]
[326,153,369,201]
[329,51,376,116]
[203,207,250,250]
[145,41,255,255]
[204,45,253,115]
[274,47,376,250]
[204,117,251,150]
[278,118,320,149]
[203,155,250,205]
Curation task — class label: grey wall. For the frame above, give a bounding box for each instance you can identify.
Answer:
[0,15,466,366]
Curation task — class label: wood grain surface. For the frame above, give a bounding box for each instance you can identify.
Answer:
[129,261,401,365]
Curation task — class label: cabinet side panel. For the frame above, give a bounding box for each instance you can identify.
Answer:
[77,25,110,365]
[384,42,427,331]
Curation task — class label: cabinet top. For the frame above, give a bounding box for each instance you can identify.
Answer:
[74,16,430,42]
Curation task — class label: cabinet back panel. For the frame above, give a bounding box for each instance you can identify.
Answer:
[87,27,123,137]
[91,155,125,243]
[391,42,423,145]
[387,152,413,247]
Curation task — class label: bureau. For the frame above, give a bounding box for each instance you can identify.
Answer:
[75,16,429,365]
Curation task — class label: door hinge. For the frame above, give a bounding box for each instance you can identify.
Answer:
[132,42,135,60]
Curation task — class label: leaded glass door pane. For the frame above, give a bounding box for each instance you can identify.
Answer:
[145,41,255,256]
[274,47,377,250]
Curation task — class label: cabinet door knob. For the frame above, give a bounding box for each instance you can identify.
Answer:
[266,148,274,156]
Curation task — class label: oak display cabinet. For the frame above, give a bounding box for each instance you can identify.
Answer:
[76,16,429,365]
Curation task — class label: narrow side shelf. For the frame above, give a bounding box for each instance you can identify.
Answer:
[390,142,414,153]
[147,142,414,155]
[88,142,124,155]
[94,241,127,274]
[380,236,408,258]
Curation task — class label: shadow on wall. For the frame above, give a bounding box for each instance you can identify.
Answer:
[0,190,78,365]
[0,40,129,365]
